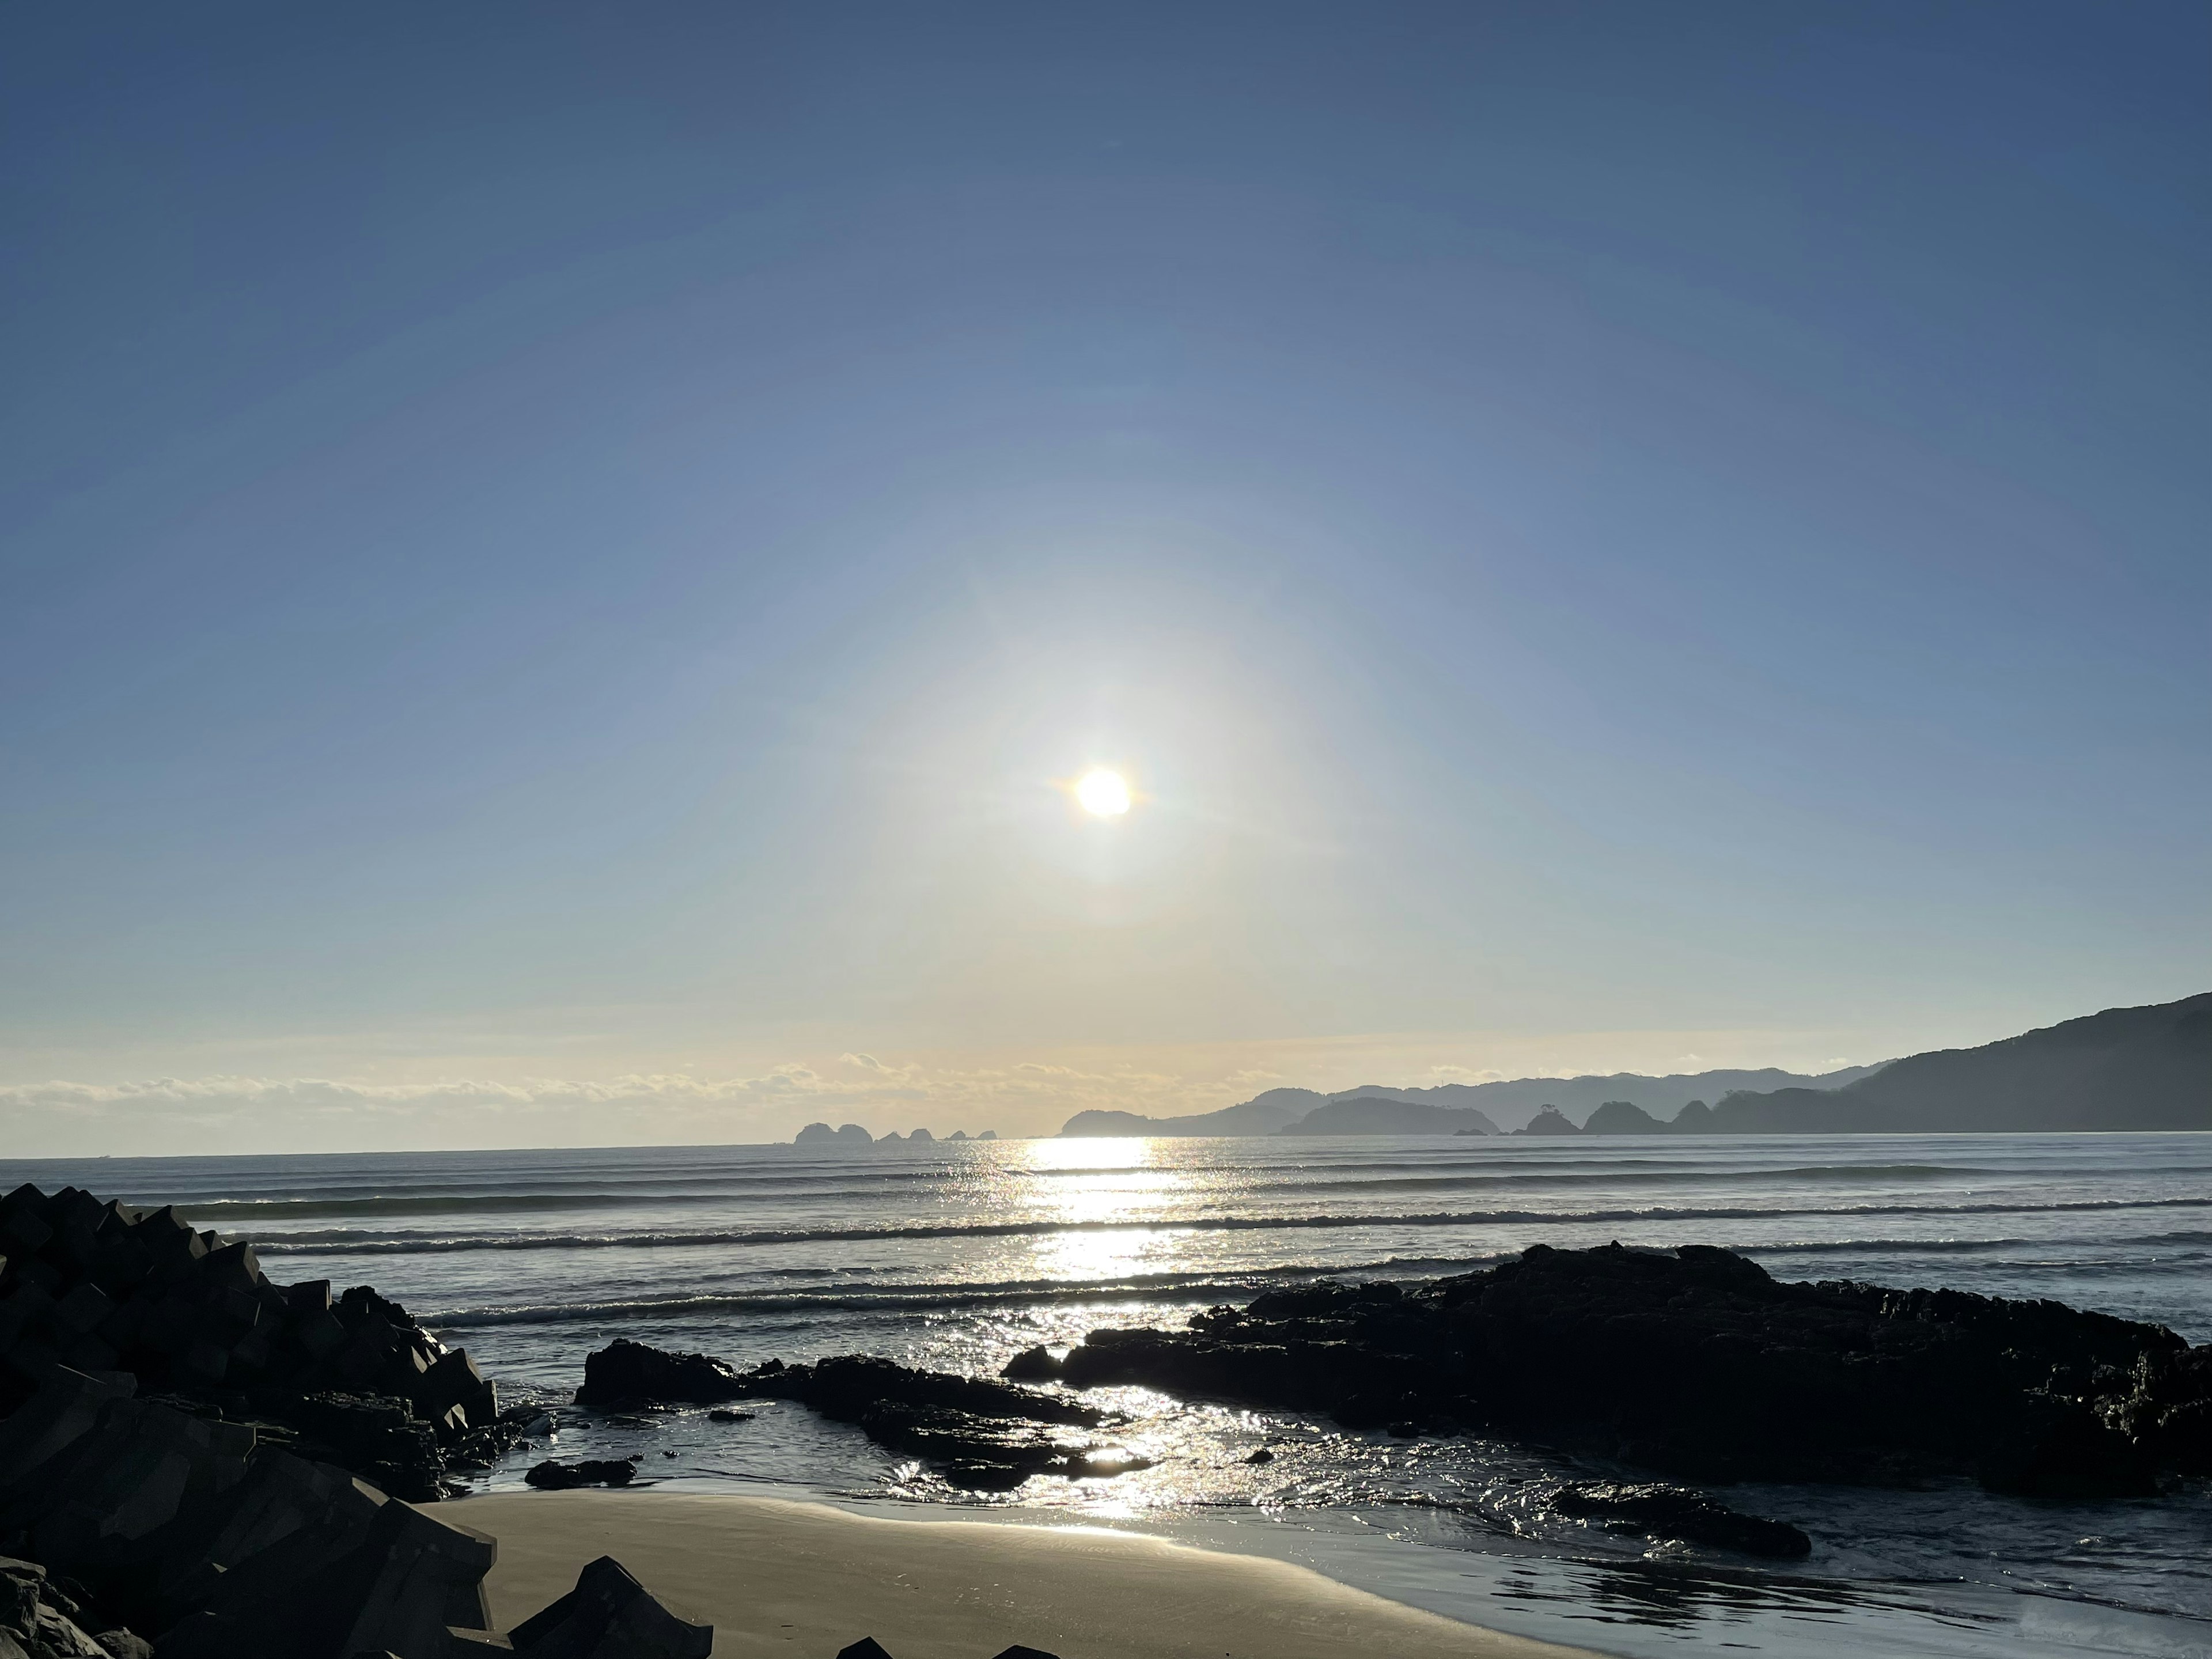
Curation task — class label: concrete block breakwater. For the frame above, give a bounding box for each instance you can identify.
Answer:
[0,1183,708,1659]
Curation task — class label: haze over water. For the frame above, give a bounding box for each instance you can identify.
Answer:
[8,1132,2207,1657]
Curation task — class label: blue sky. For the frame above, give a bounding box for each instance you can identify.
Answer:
[3,3,2206,1150]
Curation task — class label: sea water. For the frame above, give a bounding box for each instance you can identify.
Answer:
[7,1132,2208,1658]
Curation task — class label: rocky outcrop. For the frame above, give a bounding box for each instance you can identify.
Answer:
[584,1344,1142,1491]
[732,1354,1142,1491]
[522,1459,638,1491]
[1022,1244,2212,1498]
[574,1340,747,1410]
[1546,1482,1810,1558]
[0,1184,511,1501]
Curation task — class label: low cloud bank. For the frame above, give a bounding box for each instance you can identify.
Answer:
[0,1056,1209,1156]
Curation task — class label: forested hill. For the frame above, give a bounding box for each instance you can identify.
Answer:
[1709,993,2212,1133]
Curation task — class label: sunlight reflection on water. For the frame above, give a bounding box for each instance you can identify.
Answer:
[12,1134,2211,1657]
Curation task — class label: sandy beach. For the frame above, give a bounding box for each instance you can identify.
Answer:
[459,1490,1596,1659]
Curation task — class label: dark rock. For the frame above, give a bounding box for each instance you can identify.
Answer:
[1,1554,41,1630]
[268,1393,442,1503]
[1046,1243,2212,1493]
[0,1369,137,1490]
[749,1355,1099,1429]
[3,1397,256,1578]
[1000,1347,1062,1382]
[1,1552,141,1659]
[0,1187,521,1659]
[704,1410,752,1424]
[120,1445,390,1634]
[991,1647,1062,1659]
[859,1400,1088,1487]
[507,1555,710,1659]
[835,1641,894,1659]
[756,1354,1101,1433]
[721,1354,1141,1487]
[943,1461,1029,1491]
[0,1184,507,1498]
[1243,1448,1274,1465]
[575,1341,747,1409]
[523,1460,637,1491]
[1978,1400,2158,1499]
[1548,1482,1811,1558]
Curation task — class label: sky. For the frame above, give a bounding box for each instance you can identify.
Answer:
[2,2,2207,1154]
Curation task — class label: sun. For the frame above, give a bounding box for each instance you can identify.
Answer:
[1075,768,1132,817]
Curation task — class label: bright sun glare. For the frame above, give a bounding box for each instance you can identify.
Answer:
[1076,768,1132,817]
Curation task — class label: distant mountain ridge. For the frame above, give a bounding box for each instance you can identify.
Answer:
[1275,1095,1503,1137]
[1057,993,2210,1139]
[1058,1063,1883,1137]
[1704,993,2210,1134]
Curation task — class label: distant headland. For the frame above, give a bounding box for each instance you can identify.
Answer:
[1058,991,2211,1137]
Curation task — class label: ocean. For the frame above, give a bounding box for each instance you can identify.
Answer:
[8,1132,2209,1659]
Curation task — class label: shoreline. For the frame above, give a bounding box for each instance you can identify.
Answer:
[457,1489,1600,1659]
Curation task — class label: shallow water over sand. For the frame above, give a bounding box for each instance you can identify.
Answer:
[7,1133,2207,1658]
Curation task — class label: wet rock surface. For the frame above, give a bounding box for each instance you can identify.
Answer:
[1028,1243,2212,1497]
[582,1346,1146,1491]
[1547,1482,1812,1558]
[743,1354,1146,1492]
[522,1459,639,1491]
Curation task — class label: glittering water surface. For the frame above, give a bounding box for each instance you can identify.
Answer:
[8,1134,2209,1658]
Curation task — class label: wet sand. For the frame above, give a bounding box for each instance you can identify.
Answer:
[460,1490,1597,1659]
